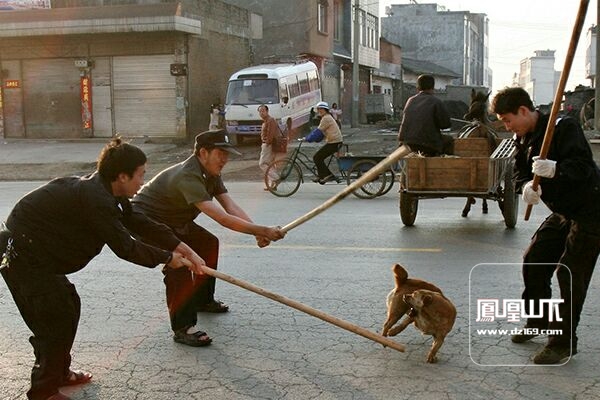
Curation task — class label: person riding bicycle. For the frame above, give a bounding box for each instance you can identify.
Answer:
[305,101,344,184]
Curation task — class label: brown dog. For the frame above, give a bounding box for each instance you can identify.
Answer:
[382,264,442,337]
[381,264,456,363]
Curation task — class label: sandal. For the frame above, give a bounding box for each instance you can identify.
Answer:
[61,369,93,386]
[173,329,212,347]
[196,300,229,313]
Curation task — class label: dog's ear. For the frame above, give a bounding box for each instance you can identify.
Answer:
[423,294,433,306]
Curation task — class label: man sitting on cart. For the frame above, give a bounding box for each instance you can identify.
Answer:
[398,74,453,156]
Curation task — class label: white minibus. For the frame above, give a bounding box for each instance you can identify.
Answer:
[224,61,322,143]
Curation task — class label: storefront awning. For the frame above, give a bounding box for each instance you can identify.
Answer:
[0,3,202,37]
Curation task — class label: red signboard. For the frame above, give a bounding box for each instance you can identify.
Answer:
[5,80,20,88]
[80,76,92,130]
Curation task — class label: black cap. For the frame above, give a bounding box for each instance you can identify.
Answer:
[194,129,242,156]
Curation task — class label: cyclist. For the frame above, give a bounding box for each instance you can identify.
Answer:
[305,101,344,184]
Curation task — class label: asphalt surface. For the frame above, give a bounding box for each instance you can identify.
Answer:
[1,128,600,400]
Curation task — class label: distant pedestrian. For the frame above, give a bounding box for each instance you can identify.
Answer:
[0,137,206,400]
[330,102,342,128]
[258,104,287,190]
[209,103,222,130]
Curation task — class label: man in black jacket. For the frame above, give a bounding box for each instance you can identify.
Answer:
[398,74,453,155]
[492,87,600,364]
[0,138,207,400]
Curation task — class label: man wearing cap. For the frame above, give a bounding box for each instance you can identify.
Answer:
[305,101,344,184]
[132,129,285,347]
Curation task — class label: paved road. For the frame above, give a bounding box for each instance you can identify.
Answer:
[1,181,599,400]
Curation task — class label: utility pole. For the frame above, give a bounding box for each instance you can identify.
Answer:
[595,2,600,131]
[352,0,360,127]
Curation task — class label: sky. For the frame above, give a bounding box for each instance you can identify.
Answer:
[379,0,598,94]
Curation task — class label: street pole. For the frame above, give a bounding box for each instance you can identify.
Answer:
[595,1,600,131]
[351,0,360,127]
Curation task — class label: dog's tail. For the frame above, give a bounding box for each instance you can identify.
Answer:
[392,264,408,288]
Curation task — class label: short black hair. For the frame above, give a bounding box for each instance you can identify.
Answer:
[97,137,146,182]
[417,75,435,91]
[491,87,535,115]
[258,104,269,111]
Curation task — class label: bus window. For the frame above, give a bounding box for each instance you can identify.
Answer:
[308,70,319,91]
[280,81,289,104]
[225,79,279,105]
[287,76,300,99]
[298,73,310,94]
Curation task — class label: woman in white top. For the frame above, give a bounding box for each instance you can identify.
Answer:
[330,102,342,128]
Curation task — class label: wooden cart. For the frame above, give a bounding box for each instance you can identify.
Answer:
[398,137,518,228]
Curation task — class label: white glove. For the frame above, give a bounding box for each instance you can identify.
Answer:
[522,181,542,205]
[532,156,556,178]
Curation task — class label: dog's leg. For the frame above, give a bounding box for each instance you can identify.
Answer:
[382,302,408,336]
[386,315,413,337]
[426,334,446,363]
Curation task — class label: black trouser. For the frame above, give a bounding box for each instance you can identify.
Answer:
[1,249,80,400]
[163,223,219,332]
[313,142,341,179]
[522,213,600,349]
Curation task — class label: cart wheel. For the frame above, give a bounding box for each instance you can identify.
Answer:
[265,158,302,197]
[399,191,418,226]
[499,169,518,228]
[346,159,386,199]
[378,168,395,196]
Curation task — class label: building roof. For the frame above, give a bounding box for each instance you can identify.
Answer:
[0,3,202,37]
[402,57,461,78]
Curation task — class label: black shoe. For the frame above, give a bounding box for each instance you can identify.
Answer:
[511,326,541,343]
[319,174,335,184]
[533,345,577,364]
[312,177,321,183]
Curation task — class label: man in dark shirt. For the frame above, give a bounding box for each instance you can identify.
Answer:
[492,87,600,364]
[0,138,207,400]
[398,74,453,155]
[132,129,285,347]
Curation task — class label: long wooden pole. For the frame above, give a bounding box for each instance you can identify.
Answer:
[183,261,405,352]
[524,0,590,220]
[282,144,412,232]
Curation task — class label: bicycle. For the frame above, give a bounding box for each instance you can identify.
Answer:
[264,138,390,198]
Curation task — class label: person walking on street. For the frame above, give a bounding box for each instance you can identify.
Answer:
[305,101,343,184]
[330,102,342,128]
[209,104,222,130]
[0,138,207,400]
[131,129,285,348]
[258,104,286,190]
[398,74,453,155]
[492,87,600,364]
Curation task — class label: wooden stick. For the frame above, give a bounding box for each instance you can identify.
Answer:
[183,261,405,352]
[282,144,413,232]
[524,0,590,220]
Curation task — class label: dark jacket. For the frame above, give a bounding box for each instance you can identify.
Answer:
[398,91,451,154]
[514,112,600,220]
[5,172,179,274]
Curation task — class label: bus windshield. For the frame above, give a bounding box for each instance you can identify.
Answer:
[225,79,279,105]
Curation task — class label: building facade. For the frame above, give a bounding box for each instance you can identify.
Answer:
[381,3,490,88]
[0,0,260,139]
[518,50,559,106]
[223,0,381,125]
